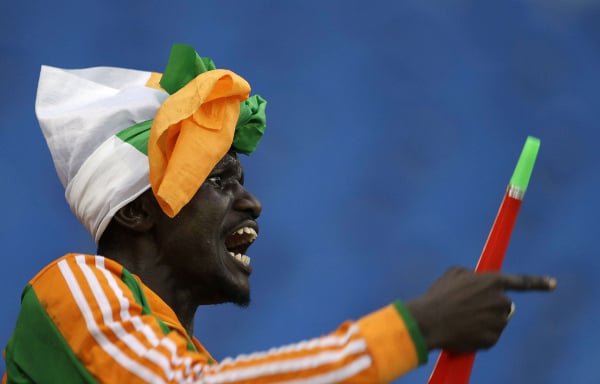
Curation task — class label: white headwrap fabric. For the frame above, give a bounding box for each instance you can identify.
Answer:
[36,65,168,243]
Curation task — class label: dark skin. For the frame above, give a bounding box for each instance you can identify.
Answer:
[98,151,556,352]
[99,151,261,335]
[406,267,555,352]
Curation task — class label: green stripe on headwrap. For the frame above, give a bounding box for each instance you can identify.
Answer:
[234,95,267,155]
[159,44,216,95]
[116,120,152,155]
[158,44,266,155]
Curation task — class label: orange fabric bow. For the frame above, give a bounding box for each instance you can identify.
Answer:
[148,69,250,217]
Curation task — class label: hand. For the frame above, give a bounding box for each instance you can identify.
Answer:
[405,267,556,353]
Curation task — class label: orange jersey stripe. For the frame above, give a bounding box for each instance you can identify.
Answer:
[204,323,374,382]
[34,256,168,382]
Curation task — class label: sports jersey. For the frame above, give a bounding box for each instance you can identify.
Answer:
[3,254,427,383]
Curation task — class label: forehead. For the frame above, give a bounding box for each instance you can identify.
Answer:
[212,151,242,173]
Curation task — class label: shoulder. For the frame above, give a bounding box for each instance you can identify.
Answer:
[30,253,124,286]
[24,253,128,307]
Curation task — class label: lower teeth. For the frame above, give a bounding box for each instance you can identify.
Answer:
[228,251,250,265]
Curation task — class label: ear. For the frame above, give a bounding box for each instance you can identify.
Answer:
[112,191,157,233]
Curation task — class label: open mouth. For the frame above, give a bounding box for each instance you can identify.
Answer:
[224,226,258,266]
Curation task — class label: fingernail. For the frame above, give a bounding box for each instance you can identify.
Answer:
[547,277,557,290]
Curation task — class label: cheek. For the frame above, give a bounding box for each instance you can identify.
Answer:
[161,186,233,244]
[167,207,226,247]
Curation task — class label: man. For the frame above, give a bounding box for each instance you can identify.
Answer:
[3,44,555,383]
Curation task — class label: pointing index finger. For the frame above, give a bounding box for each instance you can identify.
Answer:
[500,274,558,291]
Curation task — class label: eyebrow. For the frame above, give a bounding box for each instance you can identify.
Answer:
[232,158,245,184]
[213,155,244,181]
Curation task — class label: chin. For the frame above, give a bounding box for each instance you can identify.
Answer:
[234,298,251,308]
[229,289,251,307]
[216,280,251,307]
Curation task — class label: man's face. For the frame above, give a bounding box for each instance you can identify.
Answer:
[153,151,262,307]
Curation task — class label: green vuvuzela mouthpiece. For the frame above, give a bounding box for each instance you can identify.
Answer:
[509,136,540,191]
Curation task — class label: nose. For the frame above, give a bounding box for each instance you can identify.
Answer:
[234,185,262,219]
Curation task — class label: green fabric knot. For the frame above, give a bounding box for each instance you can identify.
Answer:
[159,44,266,155]
[234,95,267,155]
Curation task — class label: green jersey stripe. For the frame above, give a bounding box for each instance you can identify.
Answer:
[121,269,197,352]
[393,301,429,365]
[4,285,98,383]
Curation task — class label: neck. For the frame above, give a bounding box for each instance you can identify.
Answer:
[98,232,199,337]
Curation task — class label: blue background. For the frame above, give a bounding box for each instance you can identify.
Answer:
[1,1,598,382]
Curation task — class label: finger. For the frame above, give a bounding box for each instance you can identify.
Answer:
[500,274,557,291]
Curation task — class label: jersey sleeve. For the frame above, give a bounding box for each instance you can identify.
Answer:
[4,254,427,383]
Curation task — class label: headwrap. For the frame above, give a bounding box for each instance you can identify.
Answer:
[36,44,266,243]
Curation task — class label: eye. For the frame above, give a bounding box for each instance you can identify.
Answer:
[208,175,222,187]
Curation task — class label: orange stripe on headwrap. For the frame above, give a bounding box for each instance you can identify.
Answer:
[148,69,250,217]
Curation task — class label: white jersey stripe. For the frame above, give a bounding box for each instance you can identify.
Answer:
[280,355,372,384]
[217,324,362,369]
[204,340,369,383]
[57,259,165,384]
[96,257,132,326]
[159,337,197,377]
[93,256,200,379]
[75,256,177,380]
[95,257,160,346]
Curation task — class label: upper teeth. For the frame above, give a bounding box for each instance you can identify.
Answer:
[230,227,257,244]
[225,227,256,266]
[228,252,251,265]
[234,227,257,238]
